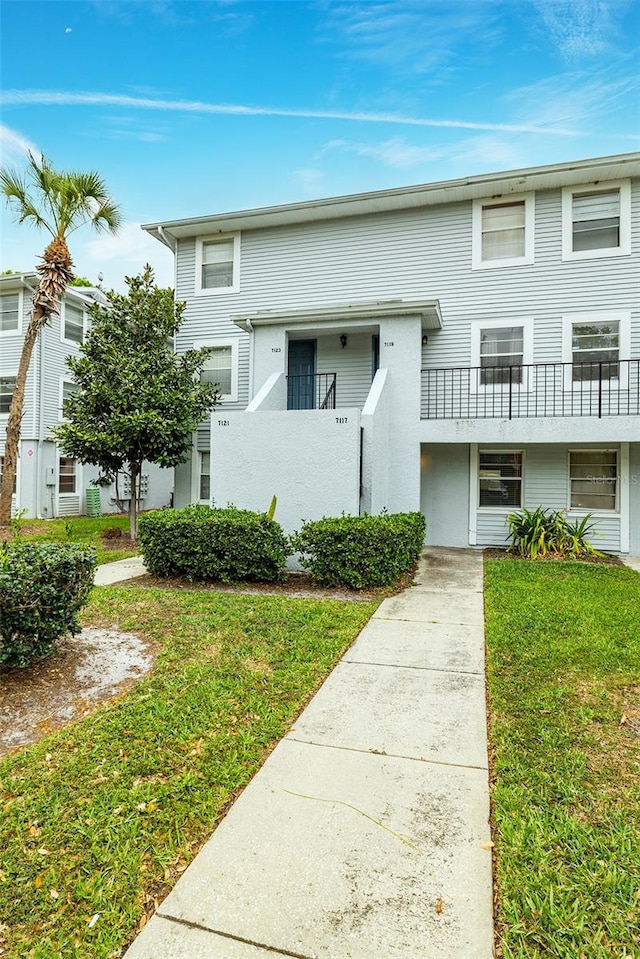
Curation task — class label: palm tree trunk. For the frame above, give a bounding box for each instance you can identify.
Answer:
[0,305,47,526]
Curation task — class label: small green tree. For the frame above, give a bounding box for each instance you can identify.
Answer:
[53,265,219,540]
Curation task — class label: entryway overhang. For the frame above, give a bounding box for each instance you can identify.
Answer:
[232,298,443,333]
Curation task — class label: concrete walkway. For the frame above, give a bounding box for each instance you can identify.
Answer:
[123,546,494,959]
[94,555,147,586]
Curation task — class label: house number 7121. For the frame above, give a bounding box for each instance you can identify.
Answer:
[217,420,230,426]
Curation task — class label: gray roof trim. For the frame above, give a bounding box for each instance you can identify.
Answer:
[232,299,443,331]
[143,153,640,240]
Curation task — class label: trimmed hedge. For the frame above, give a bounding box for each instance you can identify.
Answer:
[0,542,97,669]
[138,505,289,582]
[293,512,426,588]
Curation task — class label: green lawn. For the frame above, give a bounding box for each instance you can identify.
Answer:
[0,587,377,958]
[9,515,137,565]
[484,559,640,959]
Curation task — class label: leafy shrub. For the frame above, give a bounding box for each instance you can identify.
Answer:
[138,505,290,582]
[506,506,602,558]
[0,542,97,668]
[292,512,426,589]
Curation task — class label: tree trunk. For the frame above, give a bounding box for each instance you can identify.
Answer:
[128,461,139,542]
[0,304,47,526]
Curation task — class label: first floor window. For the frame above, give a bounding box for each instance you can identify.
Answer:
[0,294,19,332]
[480,326,524,385]
[569,450,617,511]
[199,451,211,501]
[479,451,522,507]
[64,303,84,343]
[0,456,17,493]
[59,457,77,494]
[571,319,619,382]
[0,376,16,414]
[201,345,233,396]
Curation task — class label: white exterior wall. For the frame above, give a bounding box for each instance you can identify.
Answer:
[420,444,471,548]
[210,408,361,535]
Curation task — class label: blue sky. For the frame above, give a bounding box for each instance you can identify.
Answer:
[1,0,638,291]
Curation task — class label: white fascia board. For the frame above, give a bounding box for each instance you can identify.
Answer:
[142,153,640,241]
[232,299,443,332]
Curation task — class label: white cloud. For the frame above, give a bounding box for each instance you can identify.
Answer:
[320,137,449,169]
[82,222,174,292]
[294,168,326,197]
[0,124,42,166]
[0,89,577,136]
[531,0,630,61]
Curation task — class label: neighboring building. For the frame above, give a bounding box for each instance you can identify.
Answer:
[143,152,640,555]
[0,274,172,518]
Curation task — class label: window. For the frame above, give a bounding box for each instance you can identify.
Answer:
[472,194,534,269]
[201,344,235,398]
[199,452,211,502]
[195,234,240,294]
[63,302,84,343]
[569,450,617,511]
[60,379,79,419]
[571,320,619,382]
[0,294,19,332]
[58,457,77,494]
[0,376,16,414]
[562,181,631,260]
[479,451,522,507]
[480,326,524,385]
[0,456,17,493]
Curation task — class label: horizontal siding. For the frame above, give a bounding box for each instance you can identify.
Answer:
[173,181,639,389]
[316,332,373,408]
[475,443,623,551]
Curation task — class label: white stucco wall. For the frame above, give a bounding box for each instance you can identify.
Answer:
[210,408,361,534]
[421,444,471,547]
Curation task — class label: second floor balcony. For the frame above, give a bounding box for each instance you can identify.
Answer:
[421,360,640,419]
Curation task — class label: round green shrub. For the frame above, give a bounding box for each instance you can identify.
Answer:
[0,542,97,669]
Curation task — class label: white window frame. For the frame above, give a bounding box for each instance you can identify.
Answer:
[0,375,16,416]
[195,233,241,296]
[0,290,22,335]
[59,377,79,420]
[471,319,533,391]
[567,448,619,514]
[477,449,524,511]
[562,310,630,391]
[561,179,631,261]
[198,339,239,402]
[58,455,79,496]
[61,299,86,346]
[472,193,534,270]
[198,450,211,504]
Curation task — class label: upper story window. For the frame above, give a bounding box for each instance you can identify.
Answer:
[563,311,629,386]
[472,194,534,270]
[562,180,631,261]
[63,302,85,344]
[0,293,20,333]
[0,376,16,414]
[195,234,240,295]
[200,342,237,400]
[60,379,80,419]
[480,326,524,385]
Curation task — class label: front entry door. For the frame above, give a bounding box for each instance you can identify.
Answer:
[288,339,316,409]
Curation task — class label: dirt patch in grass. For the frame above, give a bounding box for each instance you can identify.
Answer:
[0,628,157,758]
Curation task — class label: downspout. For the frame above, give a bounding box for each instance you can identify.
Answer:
[246,317,254,402]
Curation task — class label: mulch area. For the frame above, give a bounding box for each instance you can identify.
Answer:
[483,547,623,565]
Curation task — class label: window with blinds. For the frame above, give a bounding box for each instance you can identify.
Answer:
[64,303,84,343]
[199,451,211,502]
[0,294,19,332]
[481,202,526,260]
[569,450,617,511]
[480,327,524,385]
[571,320,619,382]
[479,451,523,507]
[572,190,620,252]
[201,345,233,395]
[0,376,16,414]
[59,457,77,494]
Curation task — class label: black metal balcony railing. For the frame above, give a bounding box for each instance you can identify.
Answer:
[287,372,337,410]
[421,360,640,419]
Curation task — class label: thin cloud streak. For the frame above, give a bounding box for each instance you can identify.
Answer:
[0,124,42,165]
[1,89,578,136]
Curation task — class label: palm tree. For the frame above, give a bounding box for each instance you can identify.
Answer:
[0,153,121,526]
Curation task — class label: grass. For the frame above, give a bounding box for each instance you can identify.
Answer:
[484,559,640,959]
[8,515,137,565]
[0,586,377,958]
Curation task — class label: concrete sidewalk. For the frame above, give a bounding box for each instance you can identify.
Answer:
[94,555,147,586]
[124,547,494,959]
